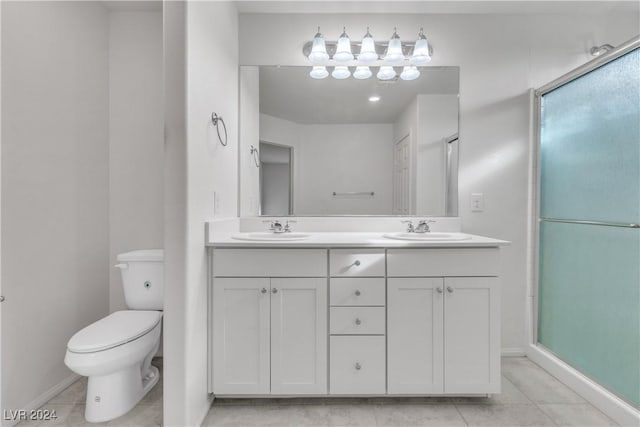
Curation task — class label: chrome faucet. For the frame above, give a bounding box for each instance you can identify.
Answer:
[415,220,436,233]
[263,219,296,233]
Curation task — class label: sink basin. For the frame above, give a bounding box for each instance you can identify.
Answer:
[231,232,311,241]
[383,232,472,241]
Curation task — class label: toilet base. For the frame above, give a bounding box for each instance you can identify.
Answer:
[84,365,159,423]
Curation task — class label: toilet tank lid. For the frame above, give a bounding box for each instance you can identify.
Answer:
[117,249,163,262]
[67,310,162,353]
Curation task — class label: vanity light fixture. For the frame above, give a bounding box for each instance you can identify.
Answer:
[400,65,420,81]
[383,28,404,64]
[333,27,354,62]
[368,95,381,102]
[309,65,329,79]
[331,65,351,79]
[308,27,329,63]
[377,65,396,80]
[303,26,434,80]
[358,28,378,63]
[410,28,431,65]
[353,65,373,80]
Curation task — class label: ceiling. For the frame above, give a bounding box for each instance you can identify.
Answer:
[259,66,459,124]
[236,1,639,15]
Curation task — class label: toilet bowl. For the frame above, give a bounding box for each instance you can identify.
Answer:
[64,249,163,423]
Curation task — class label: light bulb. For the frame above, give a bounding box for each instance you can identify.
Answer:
[400,65,420,81]
[309,66,329,79]
[308,27,329,63]
[333,27,354,62]
[410,28,431,65]
[353,66,372,80]
[377,66,396,80]
[332,66,351,79]
[358,28,378,63]
[383,28,404,64]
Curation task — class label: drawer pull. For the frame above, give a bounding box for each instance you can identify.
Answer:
[353,260,361,266]
[272,288,279,294]
[446,286,454,293]
[355,362,362,370]
[436,287,443,294]
[354,290,361,296]
[355,318,362,325]
[261,287,268,294]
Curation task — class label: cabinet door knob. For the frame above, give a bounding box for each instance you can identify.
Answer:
[355,318,362,325]
[272,288,278,294]
[436,287,443,294]
[0,296,4,302]
[353,260,361,266]
[446,286,454,293]
[355,290,361,296]
[261,288,267,294]
[355,362,362,370]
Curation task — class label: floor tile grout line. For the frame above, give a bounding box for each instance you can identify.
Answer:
[452,402,471,427]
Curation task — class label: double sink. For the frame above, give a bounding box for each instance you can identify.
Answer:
[231,232,471,242]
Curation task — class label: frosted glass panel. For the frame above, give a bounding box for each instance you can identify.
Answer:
[538,222,640,407]
[540,49,640,223]
[538,48,640,408]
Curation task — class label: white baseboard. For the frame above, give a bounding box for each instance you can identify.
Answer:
[527,344,640,427]
[3,374,80,427]
[501,347,527,357]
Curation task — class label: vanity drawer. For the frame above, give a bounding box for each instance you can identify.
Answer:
[330,336,386,394]
[212,249,327,277]
[330,249,385,277]
[330,307,385,335]
[330,278,385,306]
[387,248,500,277]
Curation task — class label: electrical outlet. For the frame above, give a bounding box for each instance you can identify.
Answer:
[471,193,484,212]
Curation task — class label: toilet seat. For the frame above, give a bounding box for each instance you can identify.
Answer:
[68,310,162,353]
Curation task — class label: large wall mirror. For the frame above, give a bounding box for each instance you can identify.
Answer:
[239,65,459,217]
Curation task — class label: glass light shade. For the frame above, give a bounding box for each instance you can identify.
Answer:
[358,30,378,63]
[309,66,329,79]
[410,37,431,65]
[400,65,420,81]
[377,65,396,80]
[331,66,351,79]
[333,28,353,62]
[383,30,404,64]
[308,31,329,63]
[353,66,372,80]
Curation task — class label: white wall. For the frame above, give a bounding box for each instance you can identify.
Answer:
[239,11,639,353]
[163,1,238,426]
[108,10,163,312]
[416,94,458,216]
[1,0,109,414]
[296,123,393,215]
[239,67,260,216]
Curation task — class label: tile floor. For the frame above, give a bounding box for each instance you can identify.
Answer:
[21,357,619,426]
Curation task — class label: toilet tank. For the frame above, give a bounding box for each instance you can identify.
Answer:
[116,249,163,310]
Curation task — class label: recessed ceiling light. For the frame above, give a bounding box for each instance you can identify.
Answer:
[369,95,381,102]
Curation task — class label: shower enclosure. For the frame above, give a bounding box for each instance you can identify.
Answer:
[533,36,639,416]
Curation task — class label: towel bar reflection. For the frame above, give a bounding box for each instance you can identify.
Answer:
[332,192,375,196]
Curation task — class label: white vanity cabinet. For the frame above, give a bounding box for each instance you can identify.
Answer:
[387,249,501,395]
[211,249,327,395]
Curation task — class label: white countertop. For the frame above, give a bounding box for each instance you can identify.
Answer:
[207,232,510,248]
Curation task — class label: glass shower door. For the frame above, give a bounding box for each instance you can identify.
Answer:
[537,46,640,408]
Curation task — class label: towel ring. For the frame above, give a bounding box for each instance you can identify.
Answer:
[211,112,228,146]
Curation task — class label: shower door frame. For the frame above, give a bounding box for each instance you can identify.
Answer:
[529,35,640,424]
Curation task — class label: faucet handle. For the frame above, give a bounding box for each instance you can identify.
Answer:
[401,220,415,233]
[284,220,297,232]
[418,219,436,224]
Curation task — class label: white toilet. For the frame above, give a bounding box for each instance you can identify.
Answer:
[64,249,163,423]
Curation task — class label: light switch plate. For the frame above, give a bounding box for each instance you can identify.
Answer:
[471,193,484,212]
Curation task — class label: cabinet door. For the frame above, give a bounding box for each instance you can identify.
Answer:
[270,278,327,394]
[213,278,270,394]
[388,278,444,394]
[444,277,500,394]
